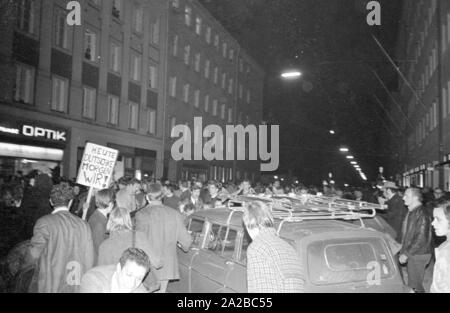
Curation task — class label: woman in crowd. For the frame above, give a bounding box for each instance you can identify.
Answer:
[97,207,161,270]
[430,201,450,293]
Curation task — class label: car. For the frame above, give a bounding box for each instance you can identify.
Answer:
[168,195,410,293]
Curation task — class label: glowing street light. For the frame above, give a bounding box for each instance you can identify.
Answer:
[351,161,357,165]
[329,130,336,135]
[281,71,302,79]
[339,147,349,152]
[346,156,354,159]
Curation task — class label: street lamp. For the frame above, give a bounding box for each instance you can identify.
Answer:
[281,70,302,79]
[346,156,354,160]
[329,130,336,135]
[339,147,349,152]
[351,161,357,165]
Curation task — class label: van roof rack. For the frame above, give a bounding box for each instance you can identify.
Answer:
[225,194,381,234]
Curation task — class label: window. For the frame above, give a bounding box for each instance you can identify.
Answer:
[222,42,227,58]
[204,60,210,79]
[239,84,243,99]
[205,224,238,258]
[112,0,122,19]
[194,90,200,108]
[170,117,177,134]
[239,59,244,72]
[228,108,233,123]
[194,53,201,72]
[54,7,69,49]
[221,73,227,89]
[214,35,219,50]
[51,76,68,112]
[107,95,119,125]
[214,67,219,85]
[184,45,191,65]
[151,18,160,45]
[205,26,211,44]
[221,104,226,120]
[110,42,121,73]
[14,63,34,104]
[188,218,205,246]
[128,102,139,130]
[82,87,96,119]
[229,49,234,61]
[169,77,177,97]
[246,90,251,104]
[308,239,395,285]
[185,6,192,26]
[195,17,202,35]
[84,28,97,62]
[204,94,210,112]
[149,65,158,89]
[212,99,218,116]
[147,109,156,134]
[133,5,144,33]
[130,53,142,82]
[228,78,233,95]
[183,84,190,103]
[172,35,179,57]
[17,0,35,35]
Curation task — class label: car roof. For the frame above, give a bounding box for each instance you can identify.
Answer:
[191,208,379,242]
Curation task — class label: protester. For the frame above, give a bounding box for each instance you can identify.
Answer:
[88,188,115,262]
[430,201,450,293]
[243,201,305,293]
[162,184,180,210]
[399,187,433,293]
[20,173,53,239]
[25,182,94,293]
[116,178,141,213]
[135,183,192,292]
[80,248,152,293]
[381,181,408,243]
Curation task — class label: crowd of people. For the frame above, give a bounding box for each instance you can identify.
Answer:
[0,169,449,293]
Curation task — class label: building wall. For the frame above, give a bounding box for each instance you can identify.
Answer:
[0,0,167,180]
[164,0,265,182]
[393,0,450,189]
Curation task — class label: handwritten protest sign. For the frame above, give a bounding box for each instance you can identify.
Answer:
[76,143,119,189]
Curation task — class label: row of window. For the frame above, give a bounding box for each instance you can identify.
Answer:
[13,63,157,134]
[413,102,438,147]
[172,40,252,102]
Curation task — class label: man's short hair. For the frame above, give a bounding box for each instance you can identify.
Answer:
[119,248,151,272]
[146,182,163,200]
[95,188,115,209]
[127,178,141,186]
[50,182,75,207]
[437,200,450,221]
[118,176,131,185]
[243,201,274,231]
[208,180,221,189]
[179,180,189,188]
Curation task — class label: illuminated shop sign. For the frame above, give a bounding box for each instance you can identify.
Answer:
[0,124,66,142]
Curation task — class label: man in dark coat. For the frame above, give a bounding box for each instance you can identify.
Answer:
[26,183,94,293]
[381,181,408,243]
[135,183,191,293]
[20,174,53,239]
[399,187,433,293]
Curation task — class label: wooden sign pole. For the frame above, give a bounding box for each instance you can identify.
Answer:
[82,187,94,221]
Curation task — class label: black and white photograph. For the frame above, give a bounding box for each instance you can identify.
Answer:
[0,0,449,296]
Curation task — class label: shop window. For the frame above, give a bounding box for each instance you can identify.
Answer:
[84,28,98,62]
[51,75,68,113]
[82,86,97,119]
[14,63,35,105]
[17,0,35,35]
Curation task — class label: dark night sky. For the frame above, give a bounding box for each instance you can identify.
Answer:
[201,0,403,185]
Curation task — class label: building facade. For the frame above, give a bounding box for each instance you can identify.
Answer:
[164,0,265,183]
[392,0,450,190]
[0,0,168,181]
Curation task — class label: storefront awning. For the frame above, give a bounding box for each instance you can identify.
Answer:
[0,142,64,161]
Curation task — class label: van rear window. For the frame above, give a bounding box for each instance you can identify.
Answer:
[307,238,395,285]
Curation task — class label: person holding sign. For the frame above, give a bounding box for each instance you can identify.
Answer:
[116,178,141,213]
